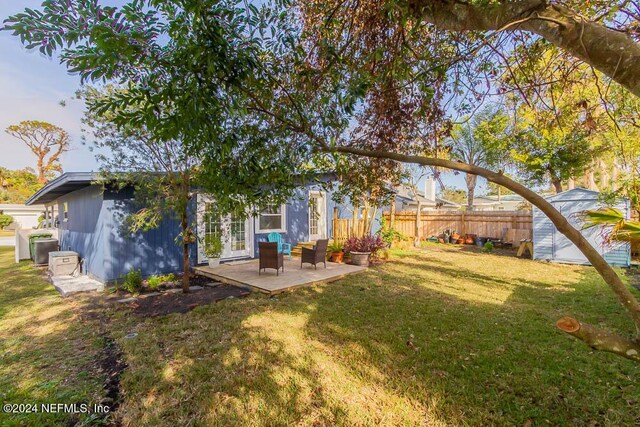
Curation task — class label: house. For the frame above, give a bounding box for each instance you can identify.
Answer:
[25,172,351,283]
[471,194,529,211]
[0,203,48,229]
[395,178,460,212]
[532,188,630,267]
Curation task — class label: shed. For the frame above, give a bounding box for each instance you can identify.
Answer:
[533,188,630,267]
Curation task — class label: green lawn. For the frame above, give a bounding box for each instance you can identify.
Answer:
[2,245,640,426]
[0,246,107,426]
[112,245,640,426]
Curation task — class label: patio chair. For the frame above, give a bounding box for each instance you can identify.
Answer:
[301,239,328,270]
[267,232,292,259]
[258,242,284,275]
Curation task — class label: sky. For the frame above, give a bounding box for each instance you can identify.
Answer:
[0,1,474,194]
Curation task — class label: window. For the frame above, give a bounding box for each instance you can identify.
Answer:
[63,202,68,222]
[258,204,286,232]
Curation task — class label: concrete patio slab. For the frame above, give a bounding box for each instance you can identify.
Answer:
[51,275,105,297]
[194,258,366,294]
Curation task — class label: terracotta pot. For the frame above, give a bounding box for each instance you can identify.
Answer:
[330,251,344,263]
[451,233,460,241]
[464,234,476,245]
[456,238,465,244]
[349,251,371,267]
[438,238,445,244]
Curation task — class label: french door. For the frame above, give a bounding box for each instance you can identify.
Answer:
[308,191,326,241]
[197,195,252,263]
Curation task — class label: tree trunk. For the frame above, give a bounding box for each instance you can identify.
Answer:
[180,211,190,294]
[37,154,46,184]
[552,178,563,194]
[567,177,575,190]
[465,173,477,210]
[600,160,610,190]
[325,145,640,360]
[405,0,640,97]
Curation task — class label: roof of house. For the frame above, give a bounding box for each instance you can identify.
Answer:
[395,184,460,207]
[25,172,99,206]
[472,194,525,206]
[25,171,339,207]
[544,187,600,202]
[0,203,46,211]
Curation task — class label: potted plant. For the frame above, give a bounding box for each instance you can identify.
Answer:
[328,241,345,263]
[202,233,223,267]
[343,235,386,267]
[451,230,460,241]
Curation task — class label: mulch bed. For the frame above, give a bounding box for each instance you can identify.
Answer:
[128,284,250,317]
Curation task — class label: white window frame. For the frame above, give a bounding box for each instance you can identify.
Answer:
[257,204,287,233]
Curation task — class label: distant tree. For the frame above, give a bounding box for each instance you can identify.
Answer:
[448,107,510,209]
[5,121,70,184]
[0,213,13,229]
[0,167,41,203]
[440,187,467,206]
[485,179,515,200]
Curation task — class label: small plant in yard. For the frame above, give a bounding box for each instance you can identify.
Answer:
[122,269,143,294]
[483,241,494,253]
[377,217,405,247]
[202,233,223,258]
[147,273,177,290]
[328,241,345,263]
[328,241,344,253]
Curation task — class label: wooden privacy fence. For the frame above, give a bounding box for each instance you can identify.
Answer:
[381,210,533,241]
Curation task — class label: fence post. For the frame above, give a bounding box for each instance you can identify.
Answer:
[332,207,338,240]
[461,210,466,235]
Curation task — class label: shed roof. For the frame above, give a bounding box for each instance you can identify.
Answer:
[544,187,600,202]
[25,172,99,206]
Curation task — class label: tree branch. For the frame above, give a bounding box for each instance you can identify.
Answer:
[406,0,640,96]
[320,143,640,353]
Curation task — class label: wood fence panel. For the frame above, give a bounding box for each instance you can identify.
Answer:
[380,210,532,241]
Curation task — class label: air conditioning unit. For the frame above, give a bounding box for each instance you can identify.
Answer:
[48,251,80,276]
[33,238,59,265]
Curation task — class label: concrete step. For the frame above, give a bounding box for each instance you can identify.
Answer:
[291,241,334,258]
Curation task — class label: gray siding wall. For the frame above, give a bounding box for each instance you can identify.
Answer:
[532,206,554,261]
[532,189,630,267]
[57,185,198,282]
[57,185,108,280]
[102,188,198,281]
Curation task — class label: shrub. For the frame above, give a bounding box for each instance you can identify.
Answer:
[122,269,143,294]
[344,235,386,255]
[377,217,406,246]
[202,233,222,258]
[483,241,494,253]
[0,213,14,229]
[147,273,177,290]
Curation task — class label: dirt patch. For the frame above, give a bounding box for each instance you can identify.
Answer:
[100,335,126,417]
[125,285,250,317]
